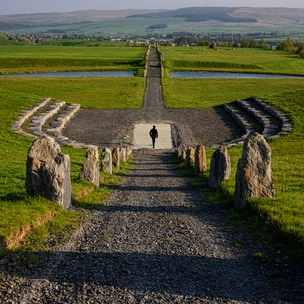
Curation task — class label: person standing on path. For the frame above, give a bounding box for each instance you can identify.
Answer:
[149,125,158,148]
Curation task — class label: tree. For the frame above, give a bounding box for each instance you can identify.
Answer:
[241,38,248,48]
[249,39,257,48]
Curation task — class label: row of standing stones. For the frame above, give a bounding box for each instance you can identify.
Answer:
[26,135,132,210]
[177,132,275,208]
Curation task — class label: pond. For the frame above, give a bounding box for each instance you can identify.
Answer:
[1,71,135,77]
[171,71,304,79]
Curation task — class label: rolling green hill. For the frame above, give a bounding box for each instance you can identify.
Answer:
[0,7,304,36]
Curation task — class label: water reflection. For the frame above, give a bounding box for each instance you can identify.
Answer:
[171,71,304,79]
[1,71,135,77]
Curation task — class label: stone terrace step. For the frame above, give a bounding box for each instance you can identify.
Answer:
[12,97,82,147]
[224,97,292,142]
[237,99,280,138]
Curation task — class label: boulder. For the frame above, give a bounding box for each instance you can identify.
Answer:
[208,146,231,187]
[101,148,112,174]
[25,136,71,209]
[234,133,275,208]
[194,145,207,176]
[185,147,195,169]
[112,147,120,170]
[79,146,100,186]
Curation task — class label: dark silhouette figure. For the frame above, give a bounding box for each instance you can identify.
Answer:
[149,125,158,148]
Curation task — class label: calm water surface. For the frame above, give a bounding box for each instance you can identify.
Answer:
[2,71,135,77]
[171,71,304,79]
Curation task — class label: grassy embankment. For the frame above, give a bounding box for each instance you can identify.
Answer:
[0,44,147,256]
[161,46,304,259]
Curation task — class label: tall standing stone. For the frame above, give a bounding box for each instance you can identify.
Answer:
[112,147,120,170]
[79,146,100,186]
[194,145,207,176]
[177,145,186,159]
[208,146,231,187]
[101,148,112,175]
[26,136,71,209]
[120,147,127,163]
[234,133,275,208]
[185,147,195,169]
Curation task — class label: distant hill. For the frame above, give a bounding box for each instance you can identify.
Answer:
[127,7,257,23]
[0,7,303,35]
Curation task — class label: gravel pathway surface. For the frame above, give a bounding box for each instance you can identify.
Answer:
[0,149,303,303]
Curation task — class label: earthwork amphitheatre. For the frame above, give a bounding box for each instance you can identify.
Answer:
[0,19,304,303]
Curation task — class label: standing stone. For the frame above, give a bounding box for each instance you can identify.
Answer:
[101,148,112,175]
[177,145,185,158]
[194,145,207,176]
[234,133,275,208]
[112,147,120,170]
[120,147,127,163]
[208,146,231,187]
[26,136,71,209]
[185,147,195,169]
[79,146,100,186]
[126,146,133,159]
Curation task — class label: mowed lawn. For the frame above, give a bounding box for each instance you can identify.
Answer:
[161,46,304,257]
[0,44,146,255]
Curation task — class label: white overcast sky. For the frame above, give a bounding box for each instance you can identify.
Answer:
[1,0,304,15]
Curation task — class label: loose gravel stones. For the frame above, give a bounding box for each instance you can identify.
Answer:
[0,149,303,303]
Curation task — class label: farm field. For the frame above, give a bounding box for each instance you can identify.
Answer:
[0,44,303,259]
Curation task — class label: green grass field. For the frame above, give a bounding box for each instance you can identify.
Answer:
[0,44,303,259]
[0,45,147,74]
[161,46,304,258]
[162,46,304,75]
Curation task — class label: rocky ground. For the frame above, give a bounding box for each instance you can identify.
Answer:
[1,149,303,303]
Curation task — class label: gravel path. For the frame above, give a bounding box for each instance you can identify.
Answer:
[0,149,303,303]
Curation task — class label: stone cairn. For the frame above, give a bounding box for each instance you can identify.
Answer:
[234,133,275,208]
[79,146,100,187]
[208,146,231,187]
[26,135,72,209]
[194,145,207,177]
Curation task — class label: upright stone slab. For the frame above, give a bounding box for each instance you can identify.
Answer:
[185,147,195,169]
[79,146,100,186]
[234,133,275,208]
[112,147,120,170]
[194,145,207,176]
[126,146,133,159]
[120,147,127,163]
[177,145,186,159]
[208,146,231,187]
[26,136,71,209]
[101,148,112,175]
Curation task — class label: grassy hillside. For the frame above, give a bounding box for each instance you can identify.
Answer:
[1,7,304,36]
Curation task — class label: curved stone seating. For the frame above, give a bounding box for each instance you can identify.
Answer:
[224,97,292,144]
[30,101,65,137]
[237,99,279,138]
[252,97,292,138]
[12,98,83,147]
